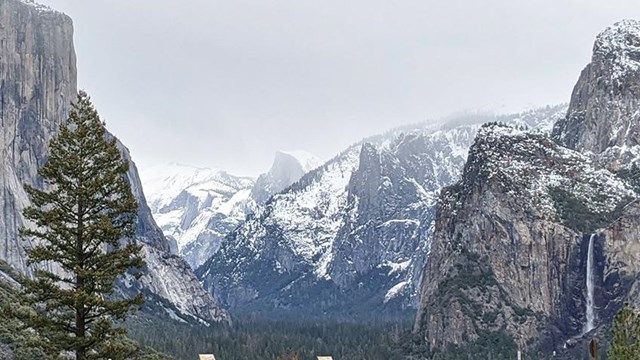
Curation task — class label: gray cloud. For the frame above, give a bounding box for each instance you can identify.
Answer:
[39,0,640,176]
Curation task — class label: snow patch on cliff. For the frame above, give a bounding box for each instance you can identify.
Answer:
[594,19,640,82]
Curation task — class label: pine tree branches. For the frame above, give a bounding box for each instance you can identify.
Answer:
[14,91,145,360]
[609,304,640,360]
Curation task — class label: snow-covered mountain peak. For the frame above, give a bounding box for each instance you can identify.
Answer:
[196,105,567,316]
[250,150,322,204]
[275,150,322,173]
[141,151,321,268]
[593,19,640,80]
[552,20,640,156]
[595,19,640,55]
[141,163,253,213]
[139,163,256,267]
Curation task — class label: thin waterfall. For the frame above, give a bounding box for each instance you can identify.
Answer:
[584,233,596,334]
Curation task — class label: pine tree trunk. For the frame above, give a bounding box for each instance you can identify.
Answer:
[76,192,85,360]
[19,91,144,358]
[76,303,85,360]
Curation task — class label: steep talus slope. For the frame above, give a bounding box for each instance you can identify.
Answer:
[197,106,566,317]
[0,0,228,324]
[119,146,231,324]
[415,19,640,355]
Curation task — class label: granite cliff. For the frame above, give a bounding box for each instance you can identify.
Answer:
[0,0,228,325]
[414,19,640,355]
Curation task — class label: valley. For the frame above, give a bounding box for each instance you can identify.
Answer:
[1,0,640,359]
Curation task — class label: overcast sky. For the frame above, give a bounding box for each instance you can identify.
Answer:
[38,0,640,176]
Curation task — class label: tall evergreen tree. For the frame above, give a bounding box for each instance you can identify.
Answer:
[609,304,640,360]
[18,91,145,360]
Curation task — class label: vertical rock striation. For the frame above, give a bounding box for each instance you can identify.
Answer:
[553,20,640,163]
[0,0,76,273]
[413,124,632,350]
[415,19,640,355]
[0,0,229,324]
[197,107,565,317]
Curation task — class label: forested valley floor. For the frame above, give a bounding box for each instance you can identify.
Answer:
[127,314,411,360]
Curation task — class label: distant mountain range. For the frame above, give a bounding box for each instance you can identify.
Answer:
[193,106,565,318]
[140,150,321,268]
[414,19,640,357]
[4,0,640,358]
[141,18,640,357]
[0,0,228,327]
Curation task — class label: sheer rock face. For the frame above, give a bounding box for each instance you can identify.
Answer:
[197,107,564,317]
[0,0,76,273]
[413,125,634,350]
[197,127,476,316]
[600,202,640,320]
[551,21,640,333]
[250,150,321,205]
[416,20,640,354]
[0,0,228,324]
[552,20,640,157]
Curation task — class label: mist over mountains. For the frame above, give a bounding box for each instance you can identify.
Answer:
[2,0,640,358]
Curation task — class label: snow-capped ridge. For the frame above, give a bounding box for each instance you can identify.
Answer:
[197,105,567,316]
[141,163,253,212]
[594,20,640,58]
[250,150,321,204]
[142,150,321,268]
[593,19,640,82]
[275,150,322,173]
[279,106,565,202]
[552,19,640,156]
